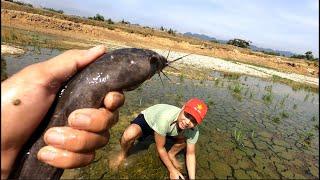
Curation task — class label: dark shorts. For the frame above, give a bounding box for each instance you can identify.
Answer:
[130,114,154,141]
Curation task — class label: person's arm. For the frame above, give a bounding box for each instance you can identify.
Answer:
[186,143,196,179]
[154,132,184,179]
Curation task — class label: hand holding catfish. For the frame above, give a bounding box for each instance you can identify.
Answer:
[3,45,190,179]
[1,46,123,179]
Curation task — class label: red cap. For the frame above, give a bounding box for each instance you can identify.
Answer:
[183,98,208,124]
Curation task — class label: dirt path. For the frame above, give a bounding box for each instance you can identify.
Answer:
[153,49,319,86]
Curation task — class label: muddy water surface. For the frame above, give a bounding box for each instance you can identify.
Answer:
[2,47,319,179]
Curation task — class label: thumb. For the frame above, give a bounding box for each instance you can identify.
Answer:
[42,45,106,85]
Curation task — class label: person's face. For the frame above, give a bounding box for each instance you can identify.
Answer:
[177,110,198,130]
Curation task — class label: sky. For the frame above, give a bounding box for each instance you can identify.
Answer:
[20,0,319,57]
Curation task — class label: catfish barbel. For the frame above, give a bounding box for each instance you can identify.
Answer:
[9,48,188,179]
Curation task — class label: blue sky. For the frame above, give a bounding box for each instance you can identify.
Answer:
[21,0,319,57]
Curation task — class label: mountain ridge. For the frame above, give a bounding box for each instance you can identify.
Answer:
[183,32,296,57]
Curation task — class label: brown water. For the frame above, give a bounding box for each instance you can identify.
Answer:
[2,45,319,179]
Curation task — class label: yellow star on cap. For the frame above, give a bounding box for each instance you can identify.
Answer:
[197,104,203,110]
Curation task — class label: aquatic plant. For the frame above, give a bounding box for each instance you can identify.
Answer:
[232,120,245,148]
[179,74,184,82]
[280,111,289,118]
[222,72,241,80]
[233,129,244,147]
[303,131,315,146]
[233,83,243,94]
[251,130,255,139]
[214,78,220,86]
[228,83,243,101]
[207,100,214,107]
[279,94,289,107]
[304,94,310,102]
[272,116,281,124]
[293,104,298,110]
[262,92,273,104]
[264,85,273,92]
[249,92,254,99]
[272,75,318,93]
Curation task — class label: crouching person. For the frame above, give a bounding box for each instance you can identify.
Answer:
[111,98,208,179]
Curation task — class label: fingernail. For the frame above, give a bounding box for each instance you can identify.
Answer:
[46,131,65,145]
[87,45,105,54]
[38,148,56,161]
[72,113,91,127]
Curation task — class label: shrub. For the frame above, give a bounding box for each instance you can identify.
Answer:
[227,38,251,48]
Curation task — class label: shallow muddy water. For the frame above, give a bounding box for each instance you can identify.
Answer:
[2,46,319,179]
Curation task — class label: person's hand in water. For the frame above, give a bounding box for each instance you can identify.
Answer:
[1,45,125,178]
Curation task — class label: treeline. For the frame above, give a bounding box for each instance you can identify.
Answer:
[290,51,318,61]
[4,0,33,7]
[87,14,177,35]
[4,0,64,14]
[226,38,318,61]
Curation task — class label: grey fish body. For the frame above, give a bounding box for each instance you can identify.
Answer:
[9,48,167,179]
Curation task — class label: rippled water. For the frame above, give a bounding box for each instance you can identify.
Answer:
[2,47,319,179]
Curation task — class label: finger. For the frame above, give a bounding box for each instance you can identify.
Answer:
[42,45,106,87]
[179,173,185,180]
[44,127,109,152]
[110,109,119,128]
[37,146,95,169]
[68,108,114,132]
[103,91,125,111]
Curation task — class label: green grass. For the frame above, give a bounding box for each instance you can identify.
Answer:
[272,75,318,93]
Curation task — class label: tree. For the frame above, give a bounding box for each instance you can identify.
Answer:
[227,38,251,48]
[107,18,114,24]
[290,51,318,61]
[93,14,104,21]
[305,51,314,60]
[167,28,176,35]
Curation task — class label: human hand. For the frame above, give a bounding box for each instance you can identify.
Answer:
[169,168,185,180]
[1,45,125,178]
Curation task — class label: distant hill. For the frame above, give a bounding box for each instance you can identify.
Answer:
[183,32,227,44]
[183,32,295,57]
[249,45,295,57]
